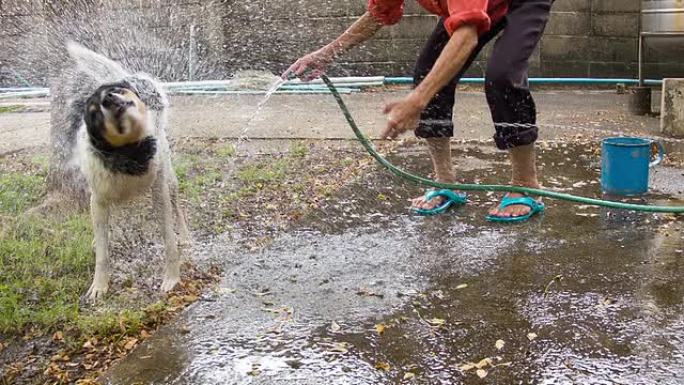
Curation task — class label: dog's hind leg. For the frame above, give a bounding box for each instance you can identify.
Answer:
[170,174,191,246]
[154,178,181,292]
[87,198,111,301]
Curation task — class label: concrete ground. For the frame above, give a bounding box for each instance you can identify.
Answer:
[101,142,683,385]
[1,88,680,155]
[2,89,683,384]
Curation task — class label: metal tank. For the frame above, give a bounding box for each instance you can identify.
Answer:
[639,0,684,85]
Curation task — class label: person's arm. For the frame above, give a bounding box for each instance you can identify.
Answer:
[282,12,383,80]
[382,24,479,138]
[411,25,478,109]
[327,12,384,57]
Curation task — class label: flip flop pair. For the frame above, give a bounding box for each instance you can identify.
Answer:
[412,190,544,223]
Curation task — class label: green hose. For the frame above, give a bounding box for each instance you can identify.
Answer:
[320,75,684,214]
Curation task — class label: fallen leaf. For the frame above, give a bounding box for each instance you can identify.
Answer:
[375,323,386,335]
[52,331,64,342]
[456,284,468,290]
[458,363,476,371]
[475,357,493,369]
[375,361,391,371]
[331,321,341,332]
[476,369,488,379]
[140,329,151,339]
[403,372,415,380]
[357,287,384,298]
[495,339,505,351]
[426,318,445,327]
[329,342,349,353]
[124,338,138,351]
[527,333,538,341]
[182,294,199,303]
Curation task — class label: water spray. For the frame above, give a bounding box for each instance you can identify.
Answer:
[320,75,684,214]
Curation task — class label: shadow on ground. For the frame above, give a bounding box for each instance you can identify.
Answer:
[104,143,683,385]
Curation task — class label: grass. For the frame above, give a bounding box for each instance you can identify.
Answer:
[0,168,162,338]
[0,105,23,114]
[0,167,96,334]
[216,143,236,159]
[0,214,93,333]
[237,159,288,187]
[0,172,45,215]
[290,141,309,158]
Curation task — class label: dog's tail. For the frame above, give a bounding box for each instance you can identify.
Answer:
[66,41,130,83]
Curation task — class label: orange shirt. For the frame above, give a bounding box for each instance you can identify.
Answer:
[368,0,510,35]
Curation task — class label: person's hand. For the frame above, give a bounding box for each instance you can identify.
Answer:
[282,47,335,82]
[381,93,426,139]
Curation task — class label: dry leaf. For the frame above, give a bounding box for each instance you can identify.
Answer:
[458,363,476,371]
[140,329,151,339]
[527,333,538,341]
[456,284,468,290]
[475,358,493,369]
[375,361,391,372]
[331,321,341,332]
[124,338,138,351]
[52,331,64,342]
[476,369,488,379]
[495,339,505,351]
[357,287,384,298]
[426,318,445,327]
[375,323,386,335]
[329,342,349,354]
[403,372,415,380]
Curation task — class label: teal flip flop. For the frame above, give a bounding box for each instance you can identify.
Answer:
[411,189,467,216]
[486,194,545,223]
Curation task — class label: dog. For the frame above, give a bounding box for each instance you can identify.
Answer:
[66,42,190,300]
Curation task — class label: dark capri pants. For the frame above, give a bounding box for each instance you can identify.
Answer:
[413,0,554,150]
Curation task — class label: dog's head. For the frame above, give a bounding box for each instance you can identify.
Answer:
[84,81,148,147]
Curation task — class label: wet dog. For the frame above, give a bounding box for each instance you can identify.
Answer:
[66,42,190,300]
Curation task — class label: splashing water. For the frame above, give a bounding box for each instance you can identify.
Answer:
[234,76,287,146]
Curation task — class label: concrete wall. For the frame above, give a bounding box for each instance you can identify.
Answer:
[1,0,683,86]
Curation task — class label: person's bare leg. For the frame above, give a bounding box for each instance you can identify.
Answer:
[411,137,457,210]
[489,143,541,217]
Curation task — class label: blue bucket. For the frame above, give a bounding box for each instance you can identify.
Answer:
[600,137,665,196]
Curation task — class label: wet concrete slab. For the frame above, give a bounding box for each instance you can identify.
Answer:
[103,143,684,385]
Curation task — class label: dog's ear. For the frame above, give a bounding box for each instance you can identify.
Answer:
[123,74,167,110]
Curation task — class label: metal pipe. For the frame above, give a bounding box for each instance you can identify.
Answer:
[384,77,663,85]
[639,33,645,87]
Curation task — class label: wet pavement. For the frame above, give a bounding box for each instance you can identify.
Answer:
[103,143,684,385]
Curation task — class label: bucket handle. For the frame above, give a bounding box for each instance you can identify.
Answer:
[649,140,665,168]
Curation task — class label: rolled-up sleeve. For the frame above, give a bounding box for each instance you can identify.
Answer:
[444,0,491,35]
[368,0,404,25]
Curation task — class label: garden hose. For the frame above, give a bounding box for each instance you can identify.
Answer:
[320,75,684,214]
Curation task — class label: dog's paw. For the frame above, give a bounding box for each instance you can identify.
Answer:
[86,282,109,301]
[160,275,181,293]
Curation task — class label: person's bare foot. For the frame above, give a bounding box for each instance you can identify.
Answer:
[410,190,465,211]
[488,192,540,218]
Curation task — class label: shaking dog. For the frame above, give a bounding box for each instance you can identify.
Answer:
[66,42,190,300]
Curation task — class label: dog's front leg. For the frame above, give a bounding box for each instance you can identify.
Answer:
[154,179,181,292]
[87,197,111,300]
